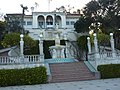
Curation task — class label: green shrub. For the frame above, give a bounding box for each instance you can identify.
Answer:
[0,66,47,87]
[97,64,120,79]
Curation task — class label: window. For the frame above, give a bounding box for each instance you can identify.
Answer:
[71,21,75,25]
[23,21,26,25]
[39,22,43,25]
[46,22,53,25]
[27,21,32,25]
[66,21,69,25]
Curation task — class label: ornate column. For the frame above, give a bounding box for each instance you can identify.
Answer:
[110,33,116,58]
[93,33,100,59]
[87,37,91,54]
[39,33,44,65]
[20,34,24,62]
[45,17,47,29]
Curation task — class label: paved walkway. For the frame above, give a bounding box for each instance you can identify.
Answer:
[0,78,120,90]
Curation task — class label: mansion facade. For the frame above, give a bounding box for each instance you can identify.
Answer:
[8,12,81,41]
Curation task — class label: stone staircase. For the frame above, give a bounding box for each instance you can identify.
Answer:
[49,62,97,83]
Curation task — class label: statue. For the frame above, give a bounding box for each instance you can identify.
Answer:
[55,33,60,46]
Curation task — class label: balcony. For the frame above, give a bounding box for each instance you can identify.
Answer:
[46,25,54,29]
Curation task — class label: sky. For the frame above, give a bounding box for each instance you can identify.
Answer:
[0,0,91,15]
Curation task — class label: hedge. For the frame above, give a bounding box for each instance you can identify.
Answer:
[0,66,47,87]
[97,64,120,79]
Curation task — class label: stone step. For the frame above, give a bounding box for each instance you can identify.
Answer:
[51,70,91,75]
[49,61,96,83]
[51,76,96,83]
[52,75,95,80]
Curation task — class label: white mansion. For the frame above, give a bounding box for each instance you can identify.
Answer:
[22,12,81,40]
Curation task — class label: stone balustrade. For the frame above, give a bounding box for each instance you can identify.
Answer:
[87,33,120,70]
[0,55,40,65]
[88,51,120,70]
[99,51,113,58]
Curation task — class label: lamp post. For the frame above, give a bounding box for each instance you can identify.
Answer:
[110,33,116,58]
[87,37,91,54]
[39,32,44,65]
[20,34,24,62]
[93,33,100,59]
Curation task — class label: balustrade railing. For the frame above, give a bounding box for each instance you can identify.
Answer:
[99,51,113,58]
[0,55,40,65]
[24,55,40,63]
[116,51,120,57]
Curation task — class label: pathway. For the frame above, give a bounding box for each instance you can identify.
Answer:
[0,78,120,90]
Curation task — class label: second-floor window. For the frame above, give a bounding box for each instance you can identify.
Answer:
[66,21,69,25]
[71,21,75,25]
[27,21,32,25]
[23,21,26,25]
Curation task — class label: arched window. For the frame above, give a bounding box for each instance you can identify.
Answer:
[37,15,45,28]
[46,15,53,25]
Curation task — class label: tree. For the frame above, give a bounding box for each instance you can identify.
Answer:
[83,0,101,17]
[98,0,120,33]
[74,0,101,33]
[77,36,88,60]
[1,33,37,54]
[0,21,6,40]
[1,33,20,47]
[4,14,23,33]
[0,21,6,49]
[75,0,120,34]
[74,16,93,33]
[90,31,110,51]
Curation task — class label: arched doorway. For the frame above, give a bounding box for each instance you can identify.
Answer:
[56,15,62,28]
[37,15,45,28]
[46,15,53,28]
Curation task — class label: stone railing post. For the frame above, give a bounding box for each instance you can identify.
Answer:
[87,37,91,54]
[87,37,92,60]
[39,33,44,66]
[110,33,116,58]
[20,34,24,62]
[93,33,100,59]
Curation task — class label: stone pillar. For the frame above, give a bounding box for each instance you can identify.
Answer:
[87,37,91,54]
[93,33,100,58]
[39,33,44,66]
[110,33,116,58]
[45,18,47,29]
[20,34,24,60]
